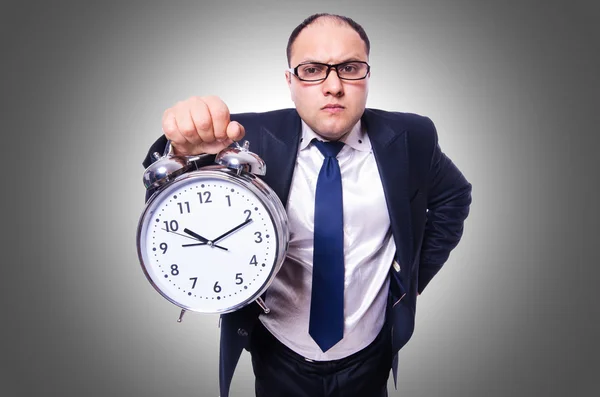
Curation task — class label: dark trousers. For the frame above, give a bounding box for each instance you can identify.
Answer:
[249,321,393,397]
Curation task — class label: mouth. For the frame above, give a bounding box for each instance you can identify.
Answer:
[321,104,345,113]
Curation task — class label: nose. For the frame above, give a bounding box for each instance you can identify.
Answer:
[322,66,344,97]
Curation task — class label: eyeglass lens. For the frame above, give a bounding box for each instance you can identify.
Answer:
[296,62,368,81]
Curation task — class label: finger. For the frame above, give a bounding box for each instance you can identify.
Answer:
[162,109,187,146]
[188,97,216,143]
[173,99,208,145]
[203,96,230,141]
[226,121,245,142]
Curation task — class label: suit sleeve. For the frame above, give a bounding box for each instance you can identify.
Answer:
[418,120,472,294]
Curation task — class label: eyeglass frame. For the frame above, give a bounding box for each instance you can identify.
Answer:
[288,61,371,82]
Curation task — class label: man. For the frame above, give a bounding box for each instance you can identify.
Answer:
[143,13,472,397]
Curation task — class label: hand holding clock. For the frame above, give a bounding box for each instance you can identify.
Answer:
[162,96,246,156]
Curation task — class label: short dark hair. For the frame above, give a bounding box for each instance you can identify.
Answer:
[286,13,371,67]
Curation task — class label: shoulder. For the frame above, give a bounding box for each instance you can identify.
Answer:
[363,108,438,152]
[364,108,436,134]
[230,109,300,141]
[230,108,299,128]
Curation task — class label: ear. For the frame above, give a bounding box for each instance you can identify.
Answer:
[285,70,295,102]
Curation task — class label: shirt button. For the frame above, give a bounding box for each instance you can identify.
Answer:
[237,328,248,337]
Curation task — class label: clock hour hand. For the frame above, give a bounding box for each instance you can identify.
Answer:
[183,228,228,251]
[211,218,253,244]
[183,228,211,242]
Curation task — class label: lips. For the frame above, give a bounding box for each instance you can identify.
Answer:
[322,104,345,110]
[321,104,345,114]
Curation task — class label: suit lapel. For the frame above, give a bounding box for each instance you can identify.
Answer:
[363,109,414,269]
[258,110,301,207]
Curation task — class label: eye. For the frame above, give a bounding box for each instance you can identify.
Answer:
[301,64,325,75]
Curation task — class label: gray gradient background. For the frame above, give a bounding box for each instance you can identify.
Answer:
[1,0,598,396]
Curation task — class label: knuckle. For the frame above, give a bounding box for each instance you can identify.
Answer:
[198,130,216,143]
[188,96,204,108]
[179,126,197,139]
[210,106,229,123]
[162,116,178,135]
[214,129,227,140]
[162,118,176,136]
[195,117,212,132]
[204,96,229,117]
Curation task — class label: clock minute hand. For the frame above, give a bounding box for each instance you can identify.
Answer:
[211,218,253,244]
[181,241,228,251]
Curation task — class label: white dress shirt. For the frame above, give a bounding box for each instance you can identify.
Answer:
[260,119,397,361]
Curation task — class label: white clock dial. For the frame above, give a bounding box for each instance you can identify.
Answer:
[138,172,282,313]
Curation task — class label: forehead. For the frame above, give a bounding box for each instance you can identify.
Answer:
[290,20,368,64]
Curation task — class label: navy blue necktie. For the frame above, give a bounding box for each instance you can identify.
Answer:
[309,139,345,352]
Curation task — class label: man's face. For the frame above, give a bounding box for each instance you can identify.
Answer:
[286,21,370,140]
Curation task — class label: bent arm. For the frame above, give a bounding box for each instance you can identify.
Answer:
[418,127,472,294]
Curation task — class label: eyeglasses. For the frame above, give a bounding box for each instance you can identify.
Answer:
[288,61,370,82]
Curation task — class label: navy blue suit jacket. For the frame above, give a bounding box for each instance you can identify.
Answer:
[143,108,472,397]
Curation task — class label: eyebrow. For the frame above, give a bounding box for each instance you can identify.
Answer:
[297,58,366,64]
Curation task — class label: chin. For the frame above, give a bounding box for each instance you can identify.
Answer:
[320,122,352,138]
[316,129,348,141]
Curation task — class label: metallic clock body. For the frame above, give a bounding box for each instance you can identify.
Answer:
[137,145,289,315]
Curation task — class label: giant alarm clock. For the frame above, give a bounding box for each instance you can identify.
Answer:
[136,140,289,320]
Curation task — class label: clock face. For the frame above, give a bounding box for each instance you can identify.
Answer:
[138,171,283,313]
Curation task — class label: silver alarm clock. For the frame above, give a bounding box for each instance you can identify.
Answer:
[137,141,289,320]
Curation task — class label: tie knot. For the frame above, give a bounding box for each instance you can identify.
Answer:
[312,139,344,158]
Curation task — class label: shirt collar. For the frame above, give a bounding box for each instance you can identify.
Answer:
[298,119,371,152]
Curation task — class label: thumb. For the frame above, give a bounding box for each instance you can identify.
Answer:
[226,121,245,142]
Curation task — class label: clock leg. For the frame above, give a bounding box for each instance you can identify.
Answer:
[255,297,270,314]
[177,308,186,323]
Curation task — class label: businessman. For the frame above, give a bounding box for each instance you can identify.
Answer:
[143,13,472,397]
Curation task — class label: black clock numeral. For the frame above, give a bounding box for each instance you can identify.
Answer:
[254,232,263,243]
[244,209,252,222]
[170,264,179,276]
[198,191,212,204]
[249,255,258,265]
[177,201,191,214]
[159,242,168,254]
[189,277,198,289]
[225,195,231,207]
[163,220,179,232]
[235,273,243,285]
[213,281,222,293]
